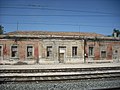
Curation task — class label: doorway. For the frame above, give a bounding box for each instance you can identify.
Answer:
[0,45,3,60]
[113,50,119,62]
[58,46,66,63]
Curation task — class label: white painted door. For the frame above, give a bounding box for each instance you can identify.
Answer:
[59,46,66,63]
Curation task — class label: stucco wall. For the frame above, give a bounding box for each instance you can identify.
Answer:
[0,37,120,65]
[0,39,39,64]
[39,39,84,64]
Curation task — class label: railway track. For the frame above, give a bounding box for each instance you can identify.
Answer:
[0,66,120,73]
[0,66,120,83]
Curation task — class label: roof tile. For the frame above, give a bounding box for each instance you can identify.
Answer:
[6,31,104,37]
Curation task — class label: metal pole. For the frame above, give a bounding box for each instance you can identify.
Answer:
[17,22,18,31]
[79,25,80,33]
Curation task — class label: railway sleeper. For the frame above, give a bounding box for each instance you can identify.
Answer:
[0,67,120,73]
[0,73,120,83]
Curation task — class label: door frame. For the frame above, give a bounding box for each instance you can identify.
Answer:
[0,45,3,60]
[58,46,66,63]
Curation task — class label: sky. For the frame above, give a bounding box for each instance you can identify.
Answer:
[0,0,120,35]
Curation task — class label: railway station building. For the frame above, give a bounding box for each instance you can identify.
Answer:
[0,31,120,65]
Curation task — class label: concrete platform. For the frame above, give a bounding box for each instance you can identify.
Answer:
[0,62,120,70]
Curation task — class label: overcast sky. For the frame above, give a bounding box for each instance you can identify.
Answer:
[0,0,120,35]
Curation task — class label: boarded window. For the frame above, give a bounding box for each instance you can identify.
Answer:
[113,50,118,59]
[101,51,106,58]
[11,46,18,58]
[89,47,94,56]
[47,46,52,57]
[72,47,77,57]
[27,46,33,58]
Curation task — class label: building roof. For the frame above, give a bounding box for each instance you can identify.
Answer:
[6,31,104,37]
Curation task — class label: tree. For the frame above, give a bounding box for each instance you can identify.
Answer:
[112,28,120,37]
[0,25,4,35]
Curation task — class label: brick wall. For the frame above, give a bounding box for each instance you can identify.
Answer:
[0,39,39,62]
[86,40,120,61]
[0,37,120,64]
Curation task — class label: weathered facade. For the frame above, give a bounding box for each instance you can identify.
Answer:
[0,31,120,64]
[85,38,120,63]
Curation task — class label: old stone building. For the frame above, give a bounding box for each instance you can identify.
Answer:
[85,37,120,63]
[0,31,120,64]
